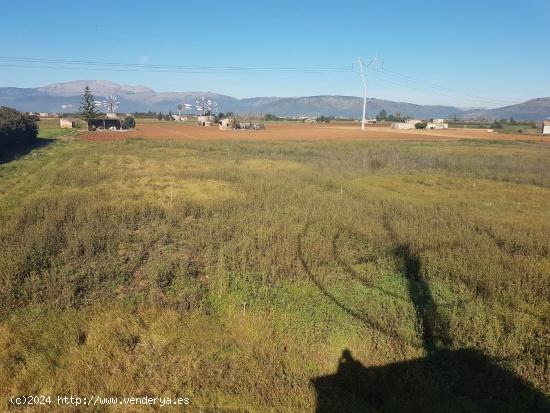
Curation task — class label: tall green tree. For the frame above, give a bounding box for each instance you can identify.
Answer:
[376,109,387,121]
[79,86,100,127]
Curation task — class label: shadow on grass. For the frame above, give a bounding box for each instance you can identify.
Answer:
[0,138,55,165]
[311,347,548,413]
[297,224,417,348]
[305,222,549,412]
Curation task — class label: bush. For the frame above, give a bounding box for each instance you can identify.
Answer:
[264,113,281,121]
[490,121,503,129]
[415,122,427,129]
[0,106,38,151]
[122,115,136,130]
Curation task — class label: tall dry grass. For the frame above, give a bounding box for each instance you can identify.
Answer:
[0,136,548,411]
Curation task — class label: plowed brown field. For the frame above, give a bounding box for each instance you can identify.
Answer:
[81,122,548,142]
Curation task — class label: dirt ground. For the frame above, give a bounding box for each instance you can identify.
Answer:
[81,122,549,142]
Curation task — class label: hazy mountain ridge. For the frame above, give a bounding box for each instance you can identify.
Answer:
[1,80,549,120]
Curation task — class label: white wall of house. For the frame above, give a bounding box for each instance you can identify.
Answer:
[197,115,215,126]
[427,122,449,129]
[543,124,550,135]
[59,119,74,129]
[391,122,415,129]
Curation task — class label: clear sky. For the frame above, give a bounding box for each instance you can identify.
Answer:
[0,0,548,108]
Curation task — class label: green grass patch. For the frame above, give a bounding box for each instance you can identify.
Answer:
[0,137,548,411]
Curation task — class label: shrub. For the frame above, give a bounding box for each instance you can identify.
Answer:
[264,113,281,121]
[122,115,136,130]
[0,106,38,151]
[490,121,503,129]
[415,122,427,129]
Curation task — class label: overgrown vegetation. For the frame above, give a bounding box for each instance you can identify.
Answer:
[0,106,38,153]
[0,131,548,411]
[122,115,136,130]
[415,121,427,129]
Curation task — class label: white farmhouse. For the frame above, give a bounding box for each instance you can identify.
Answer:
[391,122,415,130]
[543,120,550,135]
[426,118,449,129]
[391,119,422,130]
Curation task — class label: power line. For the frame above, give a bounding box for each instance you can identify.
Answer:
[0,56,356,73]
[369,72,480,103]
[0,55,514,106]
[375,67,514,105]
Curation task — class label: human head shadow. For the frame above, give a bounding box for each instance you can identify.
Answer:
[0,138,55,165]
[311,347,548,412]
[309,224,549,412]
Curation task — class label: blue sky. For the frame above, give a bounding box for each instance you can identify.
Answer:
[0,0,548,107]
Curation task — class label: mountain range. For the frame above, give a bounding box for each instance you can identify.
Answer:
[1,80,549,121]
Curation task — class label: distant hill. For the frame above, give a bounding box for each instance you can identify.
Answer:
[461,98,550,121]
[1,80,549,120]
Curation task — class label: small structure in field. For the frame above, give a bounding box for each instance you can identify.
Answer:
[426,119,449,129]
[197,115,215,126]
[89,117,122,130]
[391,119,422,129]
[218,116,265,131]
[543,120,550,135]
[366,119,377,124]
[219,117,237,130]
[60,118,75,128]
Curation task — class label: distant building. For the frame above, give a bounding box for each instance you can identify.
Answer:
[391,119,421,130]
[391,122,415,130]
[426,120,449,130]
[543,120,550,135]
[219,118,236,130]
[89,117,122,130]
[391,118,448,130]
[59,118,75,129]
[426,118,449,129]
[197,115,215,126]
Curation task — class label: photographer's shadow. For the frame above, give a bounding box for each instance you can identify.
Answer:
[310,242,549,412]
[312,347,548,413]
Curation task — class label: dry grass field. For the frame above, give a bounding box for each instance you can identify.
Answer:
[0,119,549,412]
[81,121,550,142]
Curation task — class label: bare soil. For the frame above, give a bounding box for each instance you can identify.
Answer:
[81,122,549,142]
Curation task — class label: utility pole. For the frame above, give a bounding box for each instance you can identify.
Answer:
[357,57,368,131]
